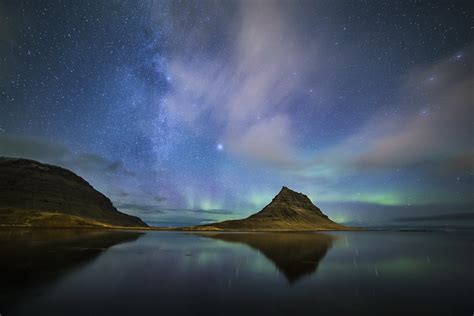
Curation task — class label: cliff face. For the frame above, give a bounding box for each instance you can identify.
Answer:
[0,157,147,227]
[191,186,348,231]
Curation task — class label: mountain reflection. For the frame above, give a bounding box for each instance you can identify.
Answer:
[198,232,335,283]
[0,229,143,312]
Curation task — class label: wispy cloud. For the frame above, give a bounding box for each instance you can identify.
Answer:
[114,202,165,215]
[0,134,134,176]
[161,1,318,167]
[352,48,473,170]
[0,134,70,162]
[303,45,474,178]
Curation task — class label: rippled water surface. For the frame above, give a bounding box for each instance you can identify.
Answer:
[1,230,473,315]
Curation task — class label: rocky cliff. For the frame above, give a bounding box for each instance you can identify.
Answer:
[0,157,147,227]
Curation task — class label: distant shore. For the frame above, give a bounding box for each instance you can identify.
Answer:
[0,224,364,232]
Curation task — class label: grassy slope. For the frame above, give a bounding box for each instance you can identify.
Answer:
[0,208,151,229]
[181,212,350,231]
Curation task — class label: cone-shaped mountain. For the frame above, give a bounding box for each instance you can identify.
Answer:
[191,186,348,231]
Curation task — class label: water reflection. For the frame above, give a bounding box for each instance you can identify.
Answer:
[198,232,335,283]
[0,229,143,312]
[2,231,472,315]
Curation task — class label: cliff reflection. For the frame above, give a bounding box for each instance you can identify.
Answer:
[0,229,143,312]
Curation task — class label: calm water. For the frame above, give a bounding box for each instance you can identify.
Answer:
[1,229,472,315]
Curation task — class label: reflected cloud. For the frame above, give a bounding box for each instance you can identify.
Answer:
[198,232,335,283]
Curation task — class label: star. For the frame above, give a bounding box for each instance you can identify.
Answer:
[1,0,471,228]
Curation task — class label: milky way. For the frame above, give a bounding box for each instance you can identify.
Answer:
[0,1,472,226]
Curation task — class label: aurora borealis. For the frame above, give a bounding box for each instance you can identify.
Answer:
[0,1,472,226]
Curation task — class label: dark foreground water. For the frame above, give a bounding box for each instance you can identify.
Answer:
[0,229,472,316]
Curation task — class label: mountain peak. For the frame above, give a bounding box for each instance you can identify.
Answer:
[276,186,304,198]
[279,186,295,194]
[190,186,349,231]
[270,186,319,212]
[258,186,325,218]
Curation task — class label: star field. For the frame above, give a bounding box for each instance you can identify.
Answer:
[0,1,472,226]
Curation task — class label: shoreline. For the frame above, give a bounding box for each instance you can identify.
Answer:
[3,225,451,233]
[0,223,363,232]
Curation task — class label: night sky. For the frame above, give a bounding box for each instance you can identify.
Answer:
[1,1,473,227]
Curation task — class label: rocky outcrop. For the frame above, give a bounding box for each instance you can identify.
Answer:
[190,186,348,231]
[0,157,147,227]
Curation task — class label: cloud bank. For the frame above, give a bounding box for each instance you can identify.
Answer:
[305,45,474,180]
